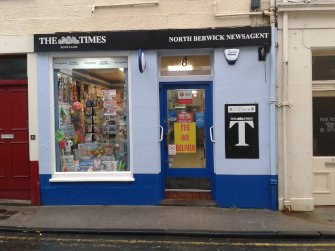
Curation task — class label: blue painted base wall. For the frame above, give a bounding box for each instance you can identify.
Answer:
[40,174,278,210]
[40,174,162,205]
[215,175,278,210]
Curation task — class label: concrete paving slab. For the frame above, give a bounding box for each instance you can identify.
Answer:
[0,205,334,238]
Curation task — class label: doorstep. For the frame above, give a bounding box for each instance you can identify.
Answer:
[160,199,217,207]
[162,189,215,206]
[165,190,211,200]
[0,199,31,206]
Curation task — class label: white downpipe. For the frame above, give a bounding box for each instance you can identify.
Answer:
[282,11,291,209]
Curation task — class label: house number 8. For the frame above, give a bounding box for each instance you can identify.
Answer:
[181,57,188,66]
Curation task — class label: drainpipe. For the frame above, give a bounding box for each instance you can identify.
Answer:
[266,0,278,211]
[282,7,292,211]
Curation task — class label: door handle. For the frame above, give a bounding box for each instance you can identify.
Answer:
[210,126,215,143]
[158,126,164,142]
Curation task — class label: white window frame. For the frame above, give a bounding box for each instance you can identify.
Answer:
[158,49,213,82]
[48,51,134,182]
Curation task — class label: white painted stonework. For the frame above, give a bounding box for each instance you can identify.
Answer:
[0,0,270,35]
[277,1,335,211]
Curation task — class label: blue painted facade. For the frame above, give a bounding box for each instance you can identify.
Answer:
[216,175,278,209]
[40,174,162,205]
[36,30,277,209]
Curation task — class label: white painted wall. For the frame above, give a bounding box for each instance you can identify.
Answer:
[0,0,270,35]
[27,53,39,161]
[277,9,335,211]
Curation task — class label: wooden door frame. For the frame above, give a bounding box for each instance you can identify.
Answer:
[0,80,40,205]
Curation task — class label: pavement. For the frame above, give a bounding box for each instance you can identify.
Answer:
[0,204,335,238]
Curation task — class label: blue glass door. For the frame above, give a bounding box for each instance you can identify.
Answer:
[160,82,214,193]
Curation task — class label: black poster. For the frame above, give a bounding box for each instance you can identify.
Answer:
[34,26,271,52]
[225,104,259,159]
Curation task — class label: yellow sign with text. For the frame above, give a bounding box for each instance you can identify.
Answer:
[174,122,196,153]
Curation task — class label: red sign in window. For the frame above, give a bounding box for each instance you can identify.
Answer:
[177,112,193,122]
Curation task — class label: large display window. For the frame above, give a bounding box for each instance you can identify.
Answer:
[54,57,129,173]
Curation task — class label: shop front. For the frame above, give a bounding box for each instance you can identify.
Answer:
[34,26,276,209]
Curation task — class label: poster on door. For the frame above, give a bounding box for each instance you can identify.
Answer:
[174,122,196,153]
[177,90,193,104]
[177,112,193,122]
[225,104,259,159]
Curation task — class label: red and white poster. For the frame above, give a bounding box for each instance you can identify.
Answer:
[177,112,193,122]
[177,90,192,104]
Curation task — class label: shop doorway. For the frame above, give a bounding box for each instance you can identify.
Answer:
[159,82,214,201]
[0,81,31,200]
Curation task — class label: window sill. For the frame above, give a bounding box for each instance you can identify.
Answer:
[49,171,135,182]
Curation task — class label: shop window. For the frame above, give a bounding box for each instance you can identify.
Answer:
[0,55,27,80]
[160,55,211,77]
[54,57,129,172]
[312,55,335,81]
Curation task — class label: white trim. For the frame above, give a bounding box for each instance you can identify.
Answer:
[312,80,335,91]
[49,171,135,182]
[0,35,33,53]
[158,51,214,82]
[92,1,159,13]
[127,55,134,177]
[49,56,57,176]
[277,3,335,12]
[47,51,133,181]
[27,53,39,161]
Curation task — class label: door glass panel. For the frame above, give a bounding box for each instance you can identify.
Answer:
[313,91,335,156]
[167,89,205,168]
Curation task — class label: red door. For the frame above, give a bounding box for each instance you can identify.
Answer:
[0,82,30,200]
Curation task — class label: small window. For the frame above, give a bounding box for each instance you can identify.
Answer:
[0,55,27,80]
[54,57,129,173]
[312,56,335,81]
[160,55,211,77]
[313,91,335,156]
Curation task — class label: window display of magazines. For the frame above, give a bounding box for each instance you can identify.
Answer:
[55,71,128,173]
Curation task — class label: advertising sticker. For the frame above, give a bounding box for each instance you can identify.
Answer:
[177,90,192,104]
